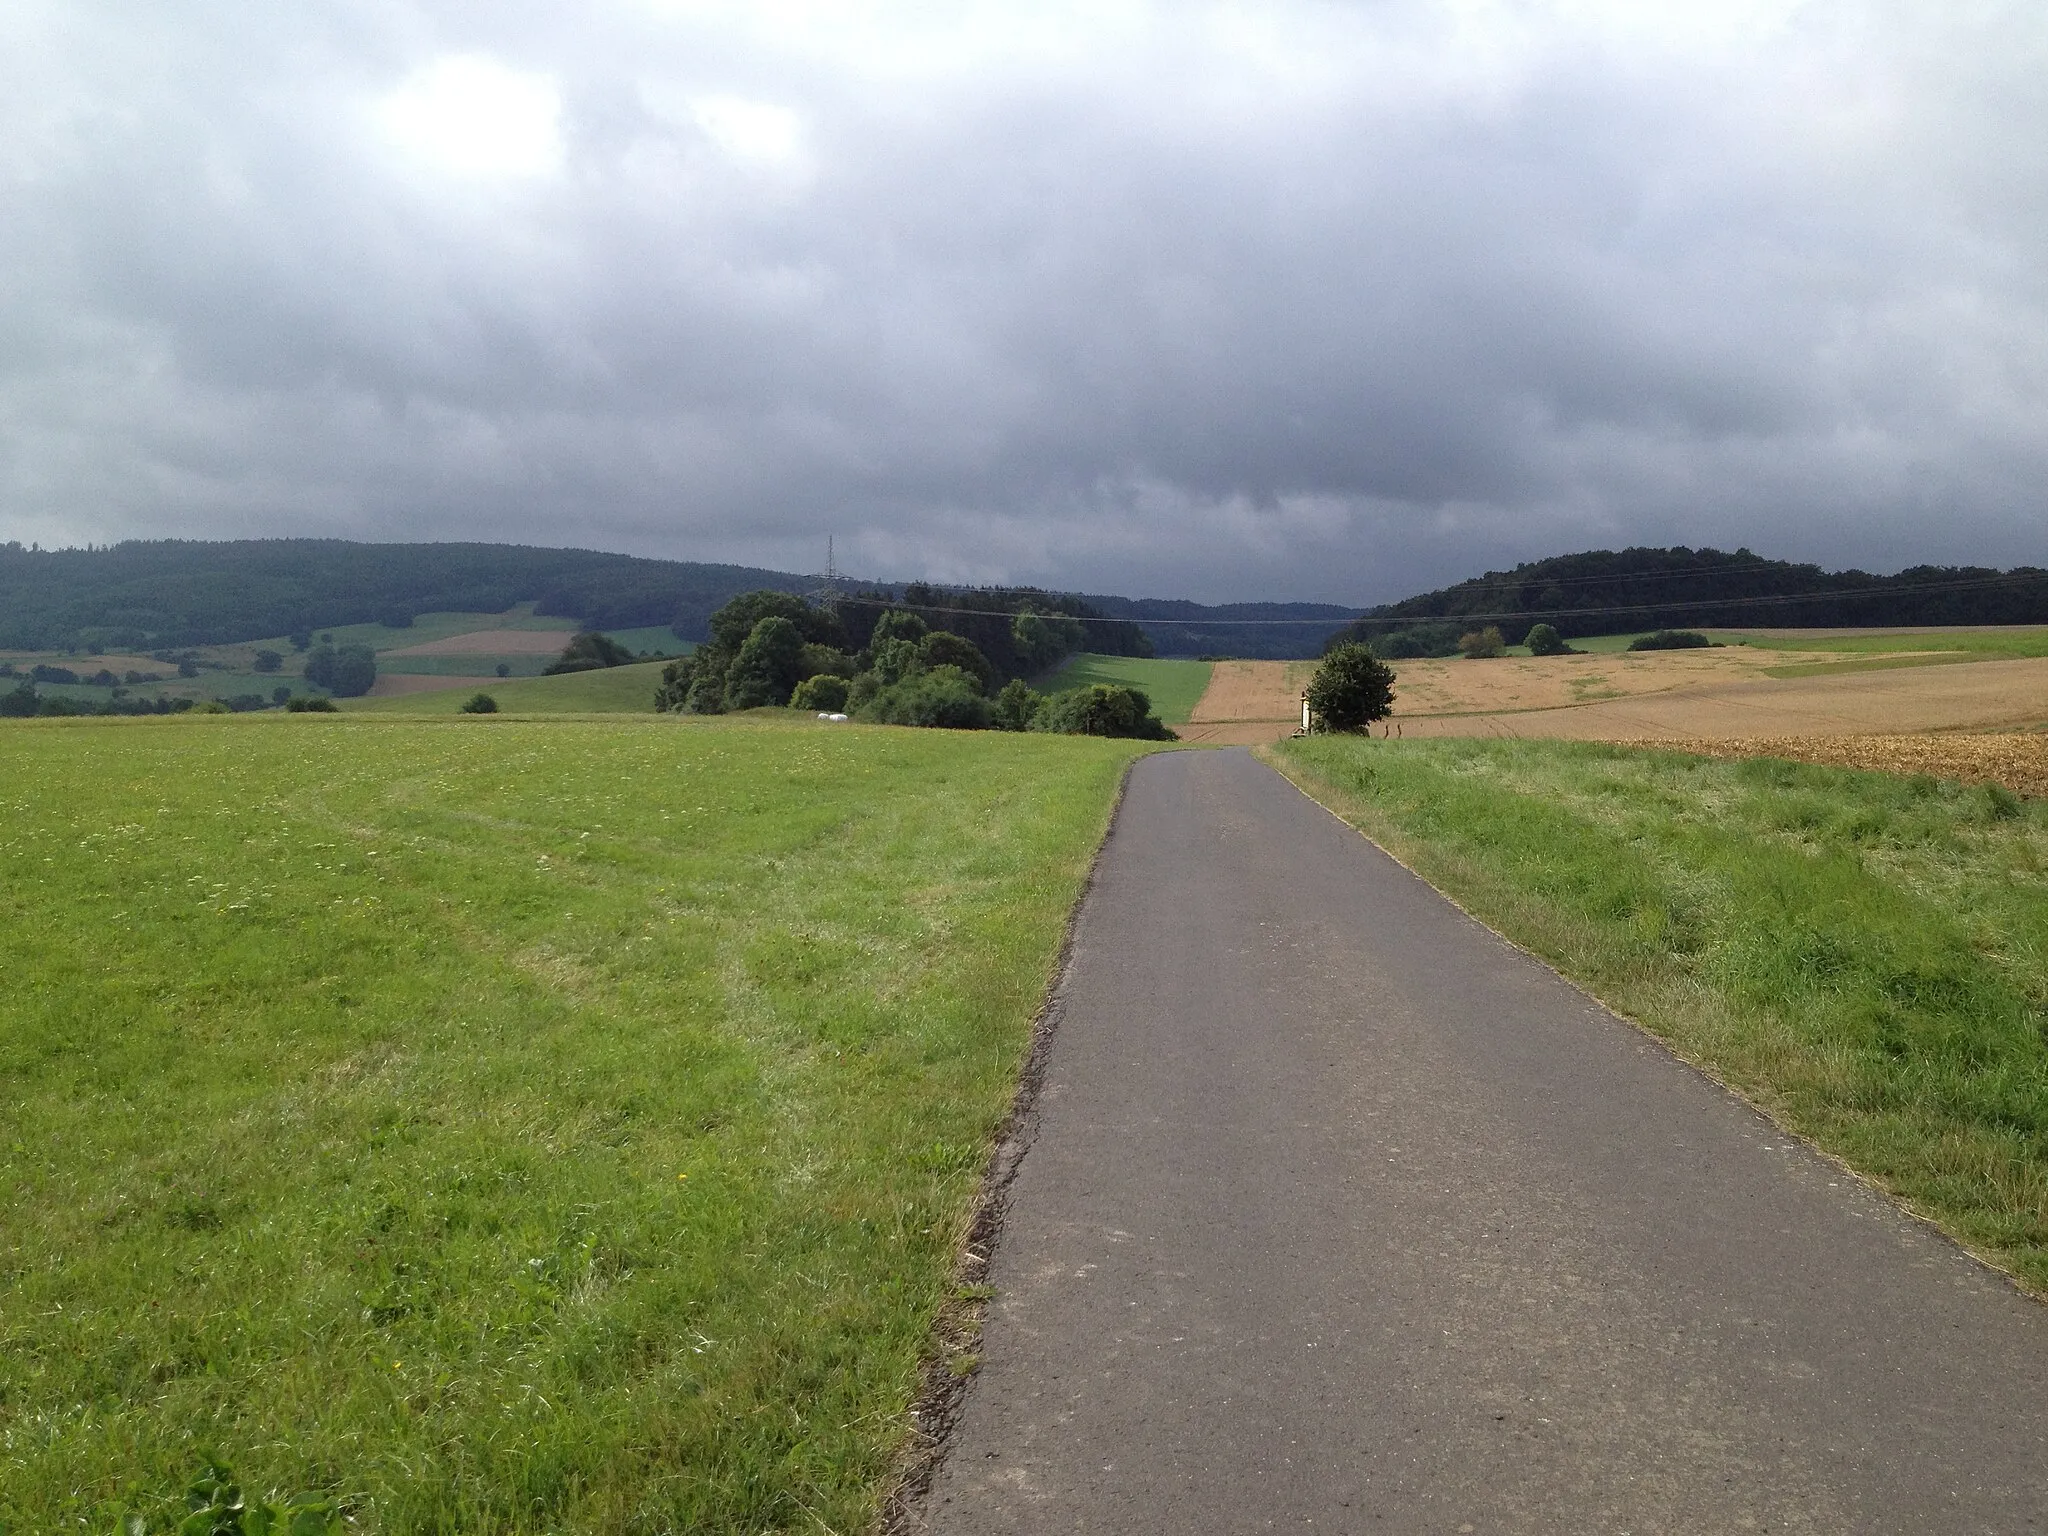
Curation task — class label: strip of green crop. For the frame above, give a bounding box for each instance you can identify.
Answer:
[1041,654,1214,725]
[1271,735,2048,1293]
[0,713,1149,1533]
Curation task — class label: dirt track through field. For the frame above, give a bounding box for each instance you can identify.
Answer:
[914,748,2048,1533]
[1185,654,2048,742]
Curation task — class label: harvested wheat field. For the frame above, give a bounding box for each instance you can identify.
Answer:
[1186,652,2048,744]
[1635,734,2048,799]
[383,627,578,656]
[1177,660,1318,743]
[1396,656,2048,740]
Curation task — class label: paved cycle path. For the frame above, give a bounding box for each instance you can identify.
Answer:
[917,748,2048,1534]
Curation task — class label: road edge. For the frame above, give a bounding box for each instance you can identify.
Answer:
[875,752,1147,1535]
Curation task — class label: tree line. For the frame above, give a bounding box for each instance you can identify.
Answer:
[655,592,1173,738]
[1333,546,2048,657]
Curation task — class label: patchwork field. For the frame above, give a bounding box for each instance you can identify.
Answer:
[2,607,689,710]
[0,713,1149,1532]
[1271,735,2048,1293]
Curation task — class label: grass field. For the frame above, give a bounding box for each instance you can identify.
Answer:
[0,713,1150,1532]
[1273,736,2048,1293]
[1042,654,1213,725]
[345,662,670,714]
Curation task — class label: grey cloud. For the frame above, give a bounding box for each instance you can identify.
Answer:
[3,1,2045,603]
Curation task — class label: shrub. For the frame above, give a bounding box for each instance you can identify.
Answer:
[271,685,292,705]
[1628,630,1715,651]
[285,695,338,712]
[191,699,231,714]
[1524,623,1576,656]
[992,678,1044,732]
[460,692,499,714]
[858,666,993,730]
[1457,626,1507,659]
[253,649,283,673]
[1305,643,1396,732]
[1033,684,1173,739]
[790,674,850,712]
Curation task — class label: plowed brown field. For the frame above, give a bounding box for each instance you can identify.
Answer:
[1634,734,2048,798]
[366,672,501,696]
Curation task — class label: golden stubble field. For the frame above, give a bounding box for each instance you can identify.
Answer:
[1184,649,2048,745]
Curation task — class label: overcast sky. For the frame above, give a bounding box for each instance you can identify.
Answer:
[3,2,2044,604]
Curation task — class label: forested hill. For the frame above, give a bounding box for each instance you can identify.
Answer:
[1078,595,1358,659]
[0,539,1152,654]
[0,540,822,650]
[1335,547,2048,651]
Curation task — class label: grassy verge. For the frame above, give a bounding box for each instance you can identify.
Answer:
[1041,654,1213,724]
[1271,735,2048,1291]
[345,661,669,714]
[0,713,1150,1532]
[1707,626,2048,659]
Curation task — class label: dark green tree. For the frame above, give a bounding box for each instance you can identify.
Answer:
[252,649,282,672]
[1305,644,1395,732]
[724,616,807,709]
[544,631,634,674]
[1524,623,1574,656]
[917,631,993,692]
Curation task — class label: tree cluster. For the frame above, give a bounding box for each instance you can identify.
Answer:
[301,643,377,697]
[544,632,635,674]
[655,591,1173,738]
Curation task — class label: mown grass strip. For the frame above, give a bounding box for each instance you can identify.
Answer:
[0,713,1149,1532]
[1271,736,2048,1292]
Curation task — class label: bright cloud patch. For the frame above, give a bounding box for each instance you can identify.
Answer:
[378,55,563,178]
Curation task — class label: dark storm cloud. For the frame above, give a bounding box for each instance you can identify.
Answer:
[4,2,2045,602]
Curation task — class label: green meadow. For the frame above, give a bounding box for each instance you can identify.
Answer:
[1041,654,1213,725]
[0,713,1150,1532]
[1275,735,2048,1293]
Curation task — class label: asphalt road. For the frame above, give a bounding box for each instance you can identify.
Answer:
[915,747,2048,1534]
